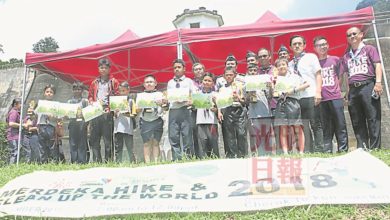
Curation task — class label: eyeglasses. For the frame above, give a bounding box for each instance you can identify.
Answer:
[258,55,268,59]
[315,43,328,48]
[347,32,360,37]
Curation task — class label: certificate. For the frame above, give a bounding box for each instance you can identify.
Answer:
[57,103,79,118]
[274,76,293,92]
[109,96,129,112]
[245,74,271,91]
[192,93,213,109]
[215,88,233,109]
[136,92,163,108]
[82,102,104,122]
[167,88,190,103]
[35,100,59,116]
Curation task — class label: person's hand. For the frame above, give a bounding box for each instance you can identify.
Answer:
[218,111,224,123]
[314,92,322,106]
[373,82,383,96]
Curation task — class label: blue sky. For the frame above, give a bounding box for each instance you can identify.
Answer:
[0,0,363,60]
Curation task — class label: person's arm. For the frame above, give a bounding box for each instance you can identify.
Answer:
[88,81,95,103]
[8,111,20,128]
[373,63,383,96]
[315,69,322,106]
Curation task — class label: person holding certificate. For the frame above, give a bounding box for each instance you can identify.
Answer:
[274,58,309,154]
[36,84,63,163]
[193,72,219,158]
[113,81,136,163]
[217,66,248,158]
[245,63,274,155]
[137,75,164,163]
[67,82,89,163]
[88,58,119,163]
[191,62,206,159]
[165,59,195,161]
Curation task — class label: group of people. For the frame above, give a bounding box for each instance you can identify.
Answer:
[5,26,383,164]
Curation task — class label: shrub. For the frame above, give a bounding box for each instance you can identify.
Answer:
[0,122,9,166]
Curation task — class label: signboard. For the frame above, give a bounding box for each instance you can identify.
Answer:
[0,150,389,218]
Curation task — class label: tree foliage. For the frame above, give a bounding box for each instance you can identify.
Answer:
[356,0,390,12]
[0,44,3,54]
[32,37,59,53]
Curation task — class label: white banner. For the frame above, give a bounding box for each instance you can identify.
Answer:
[0,149,389,218]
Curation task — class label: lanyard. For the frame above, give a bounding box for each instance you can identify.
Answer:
[349,42,365,64]
[293,52,306,76]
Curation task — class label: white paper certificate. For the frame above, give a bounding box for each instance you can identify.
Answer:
[109,96,129,113]
[167,88,190,103]
[136,92,163,108]
[35,100,59,116]
[215,87,233,109]
[245,74,271,91]
[192,93,213,109]
[82,102,104,122]
[57,103,79,118]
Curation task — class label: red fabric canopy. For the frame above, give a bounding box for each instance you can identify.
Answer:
[26,7,374,91]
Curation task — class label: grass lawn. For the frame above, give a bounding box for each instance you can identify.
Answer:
[0,150,389,220]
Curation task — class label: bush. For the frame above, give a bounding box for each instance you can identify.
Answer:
[0,122,9,166]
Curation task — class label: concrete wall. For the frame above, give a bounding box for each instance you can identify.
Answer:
[0,67,34,122]
[175,14,221,28]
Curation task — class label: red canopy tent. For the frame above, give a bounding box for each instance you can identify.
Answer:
[25,7,375,90]
[179,7,374,75]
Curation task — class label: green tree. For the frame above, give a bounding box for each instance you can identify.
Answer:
[32,37,59,53]
[356,0,390,12]
[0,44,3,53]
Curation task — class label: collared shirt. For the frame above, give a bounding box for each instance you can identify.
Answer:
[339,43,380,84]
[6,108,20,141]
[167,75,194,109]
[288,53,321,98]
[96,79,109,106]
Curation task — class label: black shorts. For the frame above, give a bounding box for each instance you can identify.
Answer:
[274,97,302,126]
[140,118,164,143]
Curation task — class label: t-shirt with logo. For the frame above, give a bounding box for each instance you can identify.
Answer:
[319,56,342,101]
[339,44,380,84]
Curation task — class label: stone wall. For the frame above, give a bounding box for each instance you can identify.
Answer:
[0,67,34,122]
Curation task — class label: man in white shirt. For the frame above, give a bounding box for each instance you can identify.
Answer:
[166,59,195,160]
[288,35,323,152]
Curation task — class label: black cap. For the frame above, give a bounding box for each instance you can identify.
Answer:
[98,58,111,67]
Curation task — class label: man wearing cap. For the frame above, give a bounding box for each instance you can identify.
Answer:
[288,35,323,153]
[191,62,205,158]
[314,36,348,153]
[88,58,119,162]
[340,27,383,150]
[246,51,258,66]
[278,45,291,60]
[216,54,246,156]
[166,59,195,160]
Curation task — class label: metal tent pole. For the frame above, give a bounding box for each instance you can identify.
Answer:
[16,66,29,165]
[177,28,183,59]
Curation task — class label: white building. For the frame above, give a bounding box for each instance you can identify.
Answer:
[173,7,224,29]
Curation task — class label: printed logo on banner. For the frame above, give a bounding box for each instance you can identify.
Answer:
[250,157,307,197]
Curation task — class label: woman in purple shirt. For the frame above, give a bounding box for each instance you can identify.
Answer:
[6,98,22,164]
